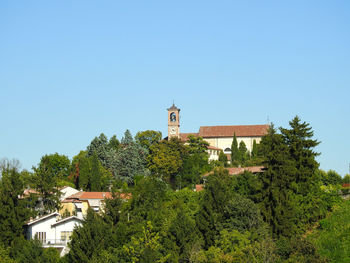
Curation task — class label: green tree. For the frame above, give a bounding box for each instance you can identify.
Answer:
[68,209,112,263]
[238,141,249,163]
[87,133,110,168]
[148,139,184,184]
[0,166,32,246]
[167,208,202,262]
[77,153,111,191]
[135,130,162,152]
[258,124,297,237]
[251,139,258,158]
[112,130,148,184]
[280,116,320,195]
[36,153,70,179]
[231,133,240,164]
[218,151,228,167]
[32,163,61,214]
[122,221,170,263]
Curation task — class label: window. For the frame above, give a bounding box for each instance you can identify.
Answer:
[35,232,46,243]
[61,231,72,241]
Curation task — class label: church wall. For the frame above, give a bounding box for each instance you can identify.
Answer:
[204,136,262,153]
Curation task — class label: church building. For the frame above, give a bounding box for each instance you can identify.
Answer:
[167,104,269,160]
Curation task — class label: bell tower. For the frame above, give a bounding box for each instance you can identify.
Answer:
[167,103,180,139]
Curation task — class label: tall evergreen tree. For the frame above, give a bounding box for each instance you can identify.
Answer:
[251,139,258,158]
[280,116,320,195]
[0,166,32,246]
[231,133,240,164]
[112,130,148,184]
[258,124,297,237]
[68,209,112,263]
[238,141,248,163]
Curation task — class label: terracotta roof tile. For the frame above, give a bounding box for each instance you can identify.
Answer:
[199,124,269,138]
[195,184,204,192]
[66,191,131,200]
[179,133,199,142]
[203,166,265,177]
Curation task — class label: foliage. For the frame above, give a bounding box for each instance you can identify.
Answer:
[112,130,148,184]
[0,167,32,246]
[68,209,112,263]
[32,158,62,214]
[148,138,184,185]
[122,221,170,263]
[10,238,60,263]
[231,133,240,164]
[318,169,342,186]
[135,130,162,152]
[74,152,111,191]
[218,150,228,167]
[36,153,70,179]
[308,200,350,263]
[238,141,249,163]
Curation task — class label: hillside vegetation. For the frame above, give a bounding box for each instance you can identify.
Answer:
[308,200,350,263]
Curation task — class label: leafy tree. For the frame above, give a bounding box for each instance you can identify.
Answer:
[319,170,342,186]
[0,167,32,246]
[135,130,162,152]
[32,157,62,214]
[167,208,202,262]
[187,135,209,154]
[231,133,240,164]
[122,221,170,263]
[36,153,70,179]
[218,151,228,167]
[148,139,184,185]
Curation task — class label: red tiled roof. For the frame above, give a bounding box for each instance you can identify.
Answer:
[66,191,131,200]
[199,124,269,138]
[207,145,222,151]
[195,184,204,192]
[203,166,265,177]
[179,133,199,142]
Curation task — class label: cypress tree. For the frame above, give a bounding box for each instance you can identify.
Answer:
[238,141,248,163]
[231,133,240,164]
[251,139,258,158]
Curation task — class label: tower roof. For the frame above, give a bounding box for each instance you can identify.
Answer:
[167,103,180,111]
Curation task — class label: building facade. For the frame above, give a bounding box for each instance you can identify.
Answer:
[167,104,269,156]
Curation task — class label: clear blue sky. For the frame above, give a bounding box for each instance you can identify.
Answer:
[1,1,349,175]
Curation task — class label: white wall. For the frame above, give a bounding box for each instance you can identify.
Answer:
[54,218,82,241]
[28,216,58,241]
[204,136,262,153]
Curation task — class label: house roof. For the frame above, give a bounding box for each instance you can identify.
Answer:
[203,166,265,177]
[198,124,269,138]
[179,133,199,141]
[66,191,131,200]
[207,145,222,151]
[27,212,60,226]
[51,216,82,226]
[195,184,204,192]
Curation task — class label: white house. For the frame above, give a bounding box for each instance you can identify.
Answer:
[26,212,82,256]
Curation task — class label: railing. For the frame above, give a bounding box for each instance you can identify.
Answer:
[41,239,68,246]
